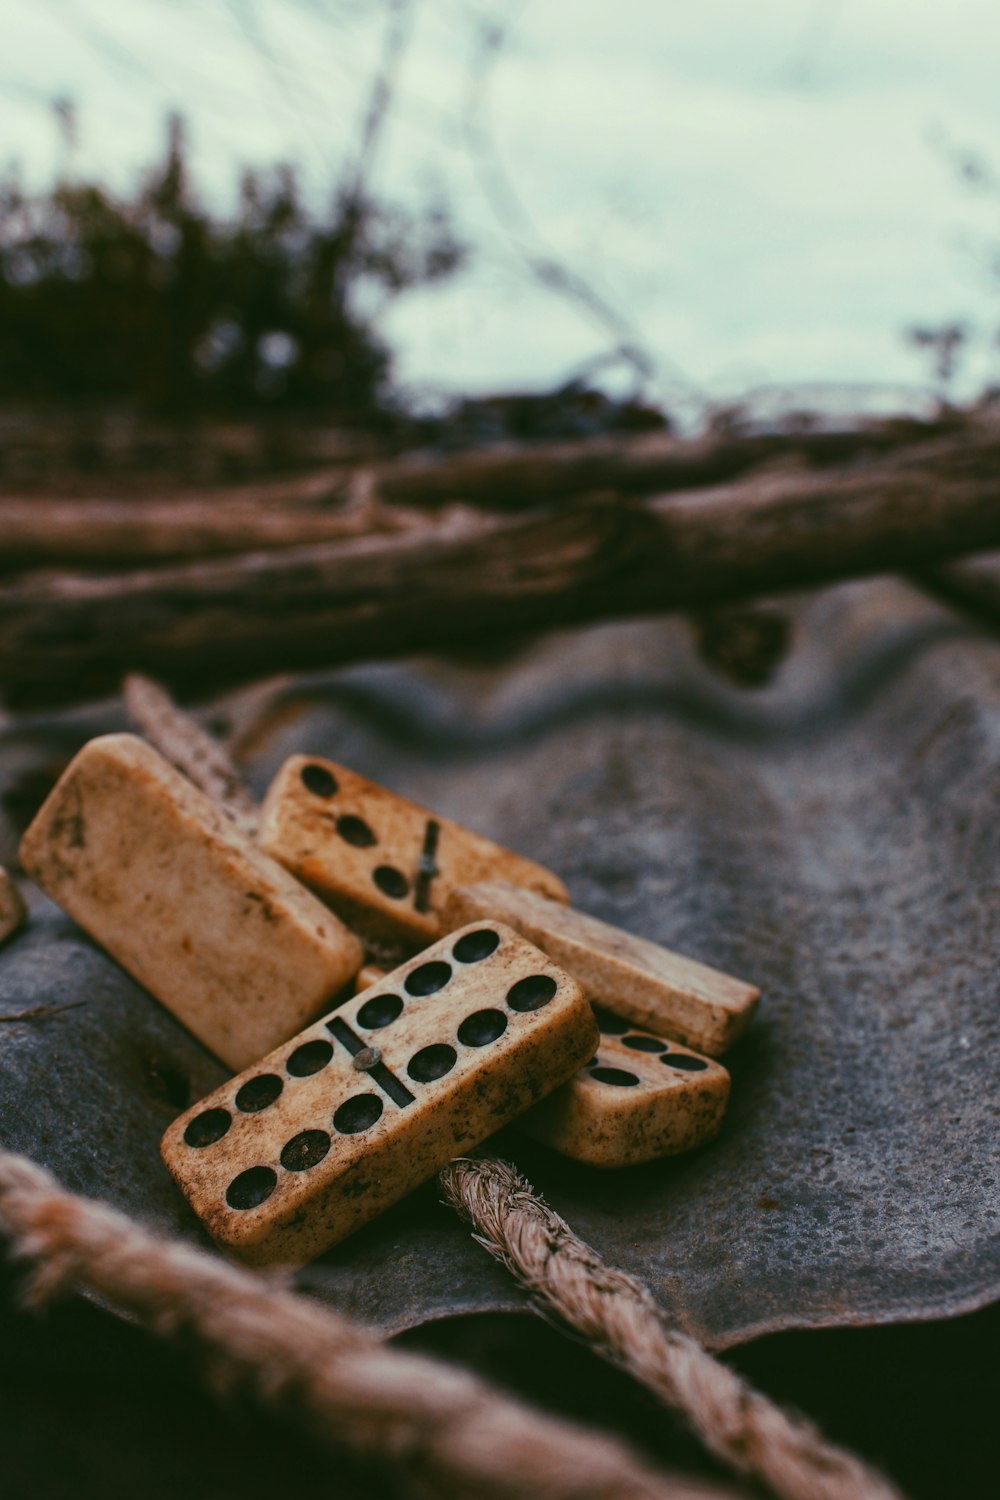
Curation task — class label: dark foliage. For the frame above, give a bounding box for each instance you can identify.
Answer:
[417,381,669,449]
[0,116,464,422]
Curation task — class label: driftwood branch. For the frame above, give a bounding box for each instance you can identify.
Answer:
[0,413,984,572]
[2,453,1000,700]
[0,487,421,569]
[372,413,966,509]
[122,674,259,835]
[910,553,1000,630]
[0,412,964,558]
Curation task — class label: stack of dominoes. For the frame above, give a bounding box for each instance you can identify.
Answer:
[19,734,759,1268]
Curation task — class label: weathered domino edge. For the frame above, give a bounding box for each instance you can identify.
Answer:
[354,961,389,993]
[19,734,363,1072]
[352,961,730,1169]
[521,1009,730,1168]
[0,866,26,947]
[258,753,568,947]
[162,922,598,1266]
[444,881,759,1057]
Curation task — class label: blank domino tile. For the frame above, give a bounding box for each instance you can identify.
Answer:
[162,922,597,1265]
[258,754,568,946]
[445,881,759,1057]
[20,734,363,1071]
[522,1008,730,1167]
[0,867,26,946]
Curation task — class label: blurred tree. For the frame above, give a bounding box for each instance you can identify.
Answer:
[0,113,464,423]
[906,126,1000,402]
[905,322,967,401]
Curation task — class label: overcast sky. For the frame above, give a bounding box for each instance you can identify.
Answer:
[3,0,1000,418]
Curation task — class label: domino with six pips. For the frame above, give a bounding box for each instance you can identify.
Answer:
[20,740,760,1260]
[161,922,596,1265]
[353,943,738,1171]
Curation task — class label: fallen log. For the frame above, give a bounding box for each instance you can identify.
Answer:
[1,411,988,574]
[2,460,1000,701]
[912,552,1000,629]
[3,409,964,548]
[0,492,419,568]
[373,411,965,508]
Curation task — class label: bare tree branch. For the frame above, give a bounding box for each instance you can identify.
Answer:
[3,447,1000,701]
[460,9,679,396]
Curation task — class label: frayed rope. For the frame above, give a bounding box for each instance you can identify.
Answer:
[0,1148,732,1500]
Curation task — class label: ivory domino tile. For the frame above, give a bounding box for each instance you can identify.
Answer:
[444,881,759,1057]
[258,754,568,946]
[162,921,598,1264]
[522,1008,730,1167]
[20,734,363,1071]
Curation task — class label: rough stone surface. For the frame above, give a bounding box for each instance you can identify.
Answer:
[1,577,998,1346]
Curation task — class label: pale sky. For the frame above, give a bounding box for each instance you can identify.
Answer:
[3,0,1000,418]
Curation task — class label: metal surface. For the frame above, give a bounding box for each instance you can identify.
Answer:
[1,577,997,1347]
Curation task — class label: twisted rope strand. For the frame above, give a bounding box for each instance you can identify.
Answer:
[441,1158,903,1500]
[0,1148,734,1500]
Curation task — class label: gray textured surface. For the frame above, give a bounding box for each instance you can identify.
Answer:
[1,577,997,1347]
